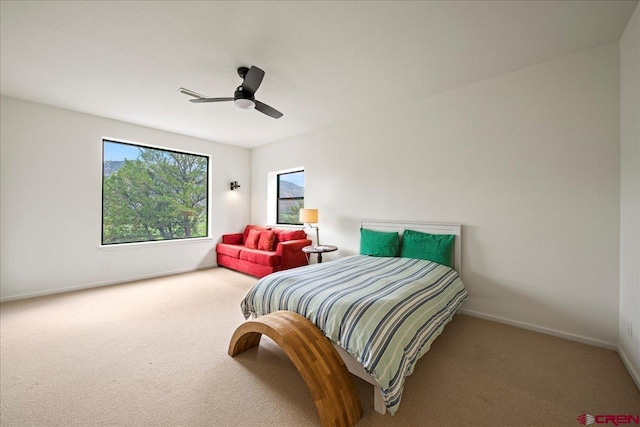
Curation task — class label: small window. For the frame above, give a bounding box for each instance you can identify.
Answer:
[102,139,209,245]
[277,170,304,225]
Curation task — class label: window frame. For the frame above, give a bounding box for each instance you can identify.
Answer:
[101,138,210,246]
[276,170,305,225]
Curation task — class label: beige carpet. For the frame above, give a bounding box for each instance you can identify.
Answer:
[1,268,638,426]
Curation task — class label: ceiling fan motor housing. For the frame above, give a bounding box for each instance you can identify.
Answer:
[237,66,250,79]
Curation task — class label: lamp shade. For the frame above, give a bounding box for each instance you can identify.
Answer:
[299,208,318,224]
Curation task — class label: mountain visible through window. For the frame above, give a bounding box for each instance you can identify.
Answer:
[277,171,304,225]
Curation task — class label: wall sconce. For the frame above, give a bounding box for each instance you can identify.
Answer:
[230,181,241,191]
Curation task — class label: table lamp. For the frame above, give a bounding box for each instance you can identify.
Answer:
[300,208,320,248]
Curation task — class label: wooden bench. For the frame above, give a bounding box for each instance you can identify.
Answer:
[228,311,363,427]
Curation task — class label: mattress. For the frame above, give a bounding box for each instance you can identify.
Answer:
[240,255,468,414]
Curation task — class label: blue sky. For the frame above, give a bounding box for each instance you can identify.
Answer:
[103,141,141,161]
[281,171,304,187]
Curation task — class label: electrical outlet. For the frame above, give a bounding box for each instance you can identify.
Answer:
[99,262,107,270]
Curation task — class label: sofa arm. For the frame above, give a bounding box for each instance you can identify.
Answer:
[276,239,312,269]
[222,233,244,245]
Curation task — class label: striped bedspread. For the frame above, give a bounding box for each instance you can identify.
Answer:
[240,255,467,415]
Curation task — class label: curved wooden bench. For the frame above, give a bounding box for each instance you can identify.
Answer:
[228,311,363,427]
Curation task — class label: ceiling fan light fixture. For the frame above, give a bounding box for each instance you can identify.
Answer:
[234,98,255,109]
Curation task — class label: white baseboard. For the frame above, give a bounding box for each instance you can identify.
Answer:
[618,346,640,391]
[0,263,218,303]
[459,308,618,351]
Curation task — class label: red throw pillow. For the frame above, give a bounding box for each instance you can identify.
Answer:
[258,230,276,251]
[243,225,270,244]
[245,229,261,249]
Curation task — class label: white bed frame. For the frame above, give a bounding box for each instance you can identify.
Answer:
[336,220,463,415]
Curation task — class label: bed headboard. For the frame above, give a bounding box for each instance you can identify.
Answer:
[360,219,462,275]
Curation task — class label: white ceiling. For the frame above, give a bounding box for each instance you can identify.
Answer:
[1,1,637,149]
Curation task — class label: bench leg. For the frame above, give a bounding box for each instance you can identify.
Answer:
[229,311,363,427]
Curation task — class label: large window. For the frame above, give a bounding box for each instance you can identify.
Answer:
[277,170,304,225]
[102,139,209,245]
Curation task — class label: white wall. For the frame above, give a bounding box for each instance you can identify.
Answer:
[252,43,621,347]
[0,96,251,301]
[619,3,640,385]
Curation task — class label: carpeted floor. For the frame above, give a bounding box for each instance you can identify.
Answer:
[1,268,638,426]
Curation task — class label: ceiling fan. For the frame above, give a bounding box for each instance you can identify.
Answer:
[179,66,283,119]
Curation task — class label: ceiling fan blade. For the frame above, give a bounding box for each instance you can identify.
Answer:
[242,66,265,93]
[255,100,283,119]
[178,87,206,99]
[190,97,234,103]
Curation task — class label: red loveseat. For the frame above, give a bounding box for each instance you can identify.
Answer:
[216,225,312,278]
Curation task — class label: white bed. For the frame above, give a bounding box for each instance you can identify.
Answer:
[340,220,463,414]
[242,220,465,415]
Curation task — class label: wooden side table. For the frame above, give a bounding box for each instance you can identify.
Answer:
[302,245,338,264]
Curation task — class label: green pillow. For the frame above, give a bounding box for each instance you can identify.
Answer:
[360,228,400,257]
[400,229,455,267]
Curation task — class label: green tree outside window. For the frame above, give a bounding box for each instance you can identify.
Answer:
[102,140,209,245]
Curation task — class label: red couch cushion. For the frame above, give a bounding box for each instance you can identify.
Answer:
[276,229,307,243]
[216,243,243,258]
[239,248,281,266]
